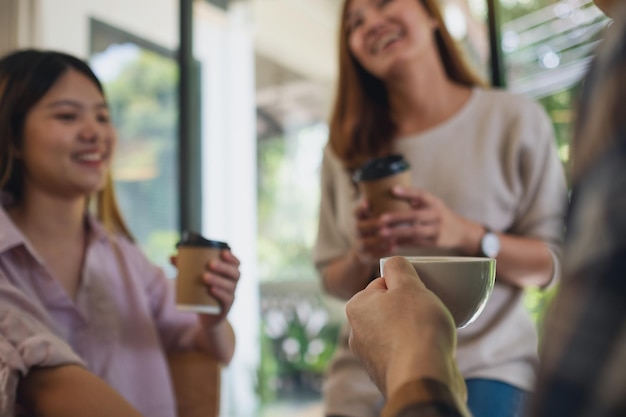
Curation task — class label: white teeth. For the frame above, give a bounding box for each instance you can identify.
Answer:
[373,31,402,53]
[74,152,103,162]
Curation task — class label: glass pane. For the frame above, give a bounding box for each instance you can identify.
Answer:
[443,0,492,80]
[89,18,180,277]
[500,0,610,165]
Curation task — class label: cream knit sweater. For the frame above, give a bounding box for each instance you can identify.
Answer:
[314,88,568,417]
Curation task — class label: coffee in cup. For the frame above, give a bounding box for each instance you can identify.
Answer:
[380,256,495,328]
[353,154,412,217]
[175,231,230,314]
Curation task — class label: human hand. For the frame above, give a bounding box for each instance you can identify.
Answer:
[200,250,240,325]
[352,199,397,266]
[171,250,241,325]
[377,186,478,250]
[346,256,465,402]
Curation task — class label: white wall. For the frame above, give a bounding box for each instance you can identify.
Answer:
[35,0,178,56]
[252,0,339,83]
[195,3,260,416]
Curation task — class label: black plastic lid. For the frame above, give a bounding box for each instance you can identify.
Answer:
[353,154,410,182]
[176,231,230,249]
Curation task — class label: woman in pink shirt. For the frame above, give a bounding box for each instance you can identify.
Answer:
[0,49,240,416]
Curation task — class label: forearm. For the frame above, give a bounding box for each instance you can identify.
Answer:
[18,365,142,417]
[491,234,555,287]
[383,335,469,417]
[195,318,236,365]
[458,220,555,288]
[322,249,378,300]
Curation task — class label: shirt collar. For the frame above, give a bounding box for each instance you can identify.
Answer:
[0,204,28,253]
[0,194,111,259]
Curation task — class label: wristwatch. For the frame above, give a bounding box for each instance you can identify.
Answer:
[480,228,500,258]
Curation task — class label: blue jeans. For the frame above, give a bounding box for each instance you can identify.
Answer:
[466,379,529,417]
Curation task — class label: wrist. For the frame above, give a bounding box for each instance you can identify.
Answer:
[385,343,457,400]
[458,220,484,255]
[478,227,501,258]
[198,313,226,330]
[350,247,379,275]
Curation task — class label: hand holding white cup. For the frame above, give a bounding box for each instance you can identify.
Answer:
[379,256,495,328]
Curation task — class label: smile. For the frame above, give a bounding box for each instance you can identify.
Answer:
[72,151,108,163]
[371,29,404,54]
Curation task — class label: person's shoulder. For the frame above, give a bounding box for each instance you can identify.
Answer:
[476,87,545,114]
[321,142,346,171]
[323,142,340,160]
[87,217,150,267]
[476,87,551,127]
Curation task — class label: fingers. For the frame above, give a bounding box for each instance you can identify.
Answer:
[381,257,426,290]
[205,279,236,315]
[346,277,387,313]
[220,250,241,267]
[207,252,241,282]
[390,186,425,206]
[354,199,372,220]
[202,266,238,308]
[392,221,440,246]
[202,272,237,293]
[364,276,387,291]
[201,250,241,315]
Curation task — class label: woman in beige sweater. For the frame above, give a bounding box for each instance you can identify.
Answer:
[313,0,567,416]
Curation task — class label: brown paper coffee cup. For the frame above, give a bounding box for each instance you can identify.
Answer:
[175,232,229,314]
[354,155,412,217]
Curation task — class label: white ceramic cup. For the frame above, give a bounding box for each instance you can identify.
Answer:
[379,256,496,328]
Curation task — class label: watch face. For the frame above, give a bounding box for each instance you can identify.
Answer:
[481,233,500,258]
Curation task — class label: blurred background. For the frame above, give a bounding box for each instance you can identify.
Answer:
[0,0,609,415]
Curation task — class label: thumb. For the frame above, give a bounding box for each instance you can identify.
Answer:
[381,257,426,291]
[364,276,388,291]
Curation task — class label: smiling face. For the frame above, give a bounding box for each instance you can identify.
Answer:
[20,69,116,200]
[345,0,439,80]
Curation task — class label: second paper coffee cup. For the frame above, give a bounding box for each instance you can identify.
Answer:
[353,154,412,216]
[175,231,230,314]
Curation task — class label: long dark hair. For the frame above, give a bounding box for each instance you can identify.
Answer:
[0,49,132,239]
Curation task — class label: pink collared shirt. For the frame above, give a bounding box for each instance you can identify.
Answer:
[0,205,201,417]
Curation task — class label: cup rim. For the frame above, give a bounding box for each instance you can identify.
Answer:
[353,154,410,182]
[177,231,230,249]
[380,256,494,263]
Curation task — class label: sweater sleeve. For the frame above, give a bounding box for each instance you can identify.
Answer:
[312,145,353,273]
[509,98,568,287]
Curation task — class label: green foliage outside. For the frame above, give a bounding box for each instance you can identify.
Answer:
[257,313,340,404]
[256,125,334,406]
[95,47,180,270]
[257,125,326,283]
[524,284,559,335]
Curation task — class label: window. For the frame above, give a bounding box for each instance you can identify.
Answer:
[91,20,180,276]
[501,0,609,166]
